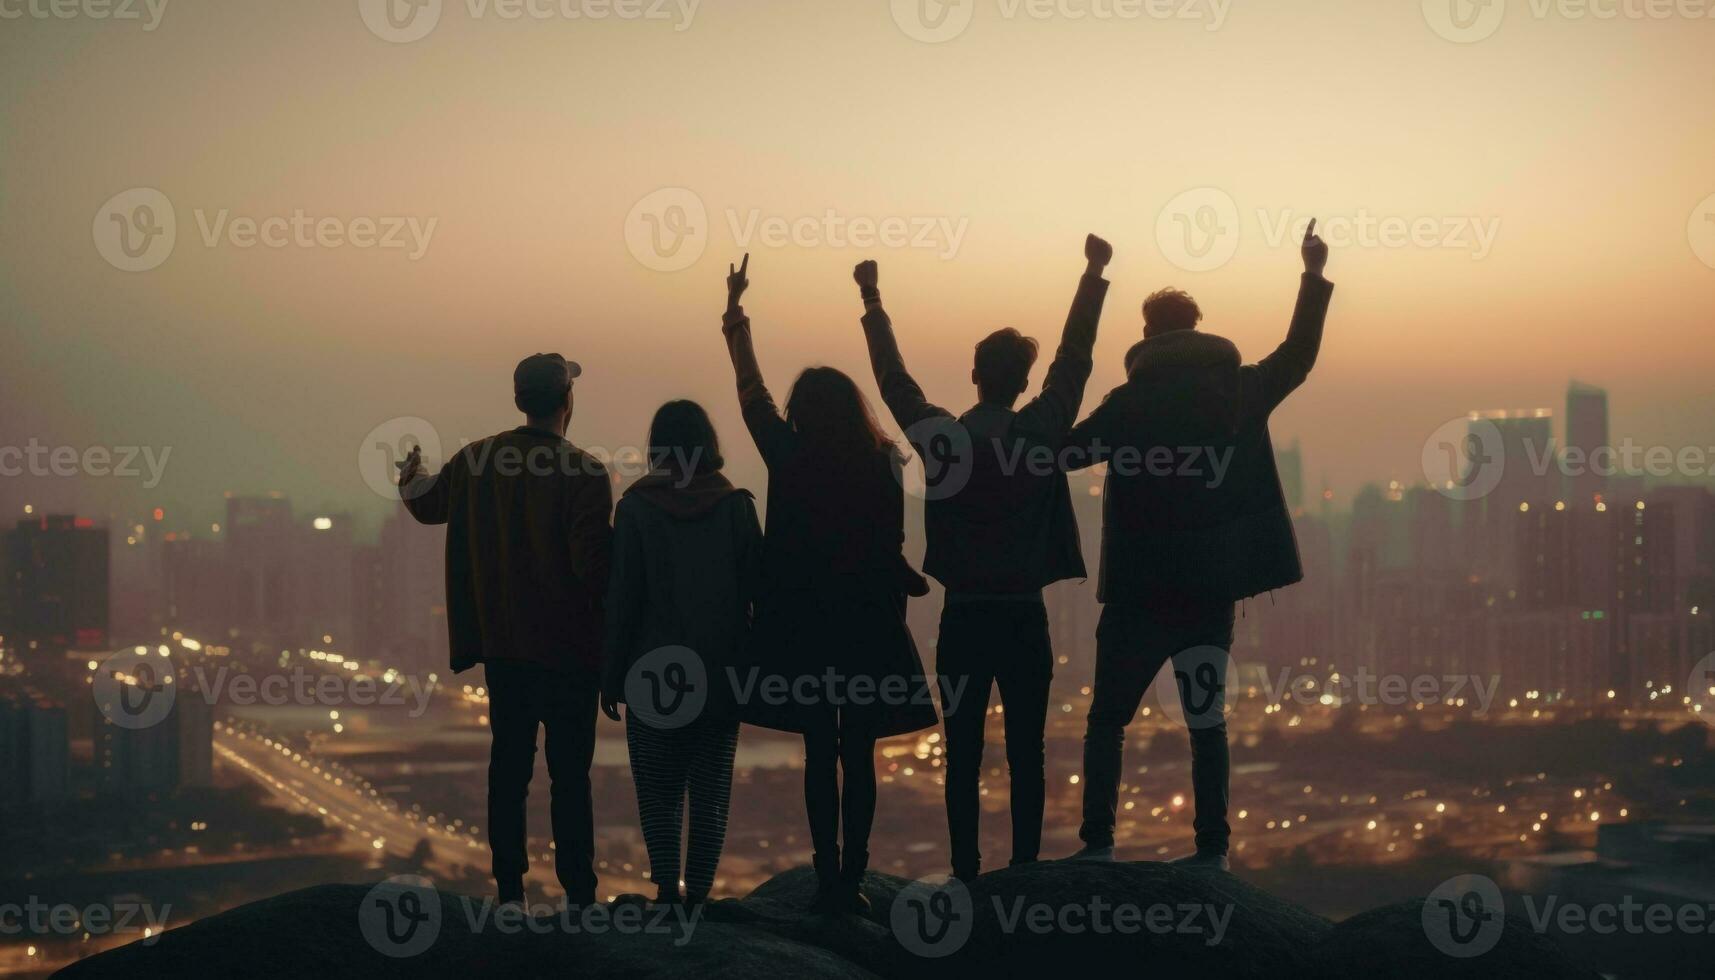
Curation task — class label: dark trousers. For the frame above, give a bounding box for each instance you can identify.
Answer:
[802,708,878,882]
[1079,601,1236,855]
[936,599,1053,879]
[626,714,739,900]
[485,659,599,904]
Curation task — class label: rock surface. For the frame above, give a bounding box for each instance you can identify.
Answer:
[53,862,1596,980]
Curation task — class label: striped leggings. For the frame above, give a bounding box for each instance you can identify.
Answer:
[625,713,740,899]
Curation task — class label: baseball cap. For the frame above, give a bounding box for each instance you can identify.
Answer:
[514,353,582,396]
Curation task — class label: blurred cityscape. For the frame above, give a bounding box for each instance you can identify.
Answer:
[3,380,1714,976]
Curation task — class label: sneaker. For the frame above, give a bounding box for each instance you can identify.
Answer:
[1170,851,1231,872]
[1067,844,1115,862]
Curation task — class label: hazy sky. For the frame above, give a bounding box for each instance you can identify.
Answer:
[2,0,1712,533]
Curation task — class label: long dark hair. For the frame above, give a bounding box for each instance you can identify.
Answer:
[647,399,724,477]
[784,367,895,459]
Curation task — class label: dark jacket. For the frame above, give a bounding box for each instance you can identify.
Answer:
[722,308,939,738]
[859,273,1109,594]
[601,472,763,722]
[401,427,613,677]
[1065,273,1334,606]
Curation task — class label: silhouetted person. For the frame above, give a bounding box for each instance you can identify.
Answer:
[719,254,939,913]
[1064,222,1333,870]
[601,400,762,906]
[851,235,1112,881]
[397,353,612,906]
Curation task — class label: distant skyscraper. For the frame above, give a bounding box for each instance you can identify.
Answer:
[225,494,295,639]
[296,513,356,647]
[4,515,110,666]
[1566,382,1610,506]
[0,687,70,802]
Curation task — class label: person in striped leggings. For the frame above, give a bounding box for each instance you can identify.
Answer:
[602,399,762,905]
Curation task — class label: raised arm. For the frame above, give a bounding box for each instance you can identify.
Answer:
[720,254,793,462]
[398,445,453,525]
[853,260,951,443]
[1246,219,1335,416]
[1014,234,1113,440]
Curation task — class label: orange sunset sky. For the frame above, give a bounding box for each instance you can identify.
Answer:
[2,0,1712,528]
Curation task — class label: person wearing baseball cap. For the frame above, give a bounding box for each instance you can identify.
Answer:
[398,350,610,908]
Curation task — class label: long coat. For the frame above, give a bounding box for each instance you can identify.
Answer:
[721,310,939,739]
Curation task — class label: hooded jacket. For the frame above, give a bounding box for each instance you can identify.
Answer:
[601,471,763,719]
[1065,273,1334,606]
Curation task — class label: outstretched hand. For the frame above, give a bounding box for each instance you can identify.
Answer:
[1302,219,1329,278]
[396,445,423,488]
[853,259,879,294]
[726,253,750,313]
[1085,234,1113,275]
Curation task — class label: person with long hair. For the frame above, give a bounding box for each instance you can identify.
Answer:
[718,254,938,914]
[601,399,762,906]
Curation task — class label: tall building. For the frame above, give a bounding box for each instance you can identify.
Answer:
[296,513,356,647]
[4,515,110,669]
[93,660,213,794]
[378,506,445,672]
[1565,382,1610,508]
[0,687,70,802]
[225,494,296,640]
